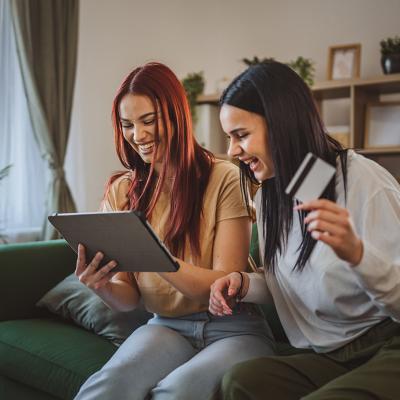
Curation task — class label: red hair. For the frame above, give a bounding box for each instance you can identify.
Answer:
[106,62,214,258]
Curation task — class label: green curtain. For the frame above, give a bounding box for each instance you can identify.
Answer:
[10,0,79,239]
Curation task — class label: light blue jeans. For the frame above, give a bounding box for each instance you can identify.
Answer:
[74,304,275,400]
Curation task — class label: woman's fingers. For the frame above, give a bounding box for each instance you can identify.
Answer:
[93,270,118,290]
[209,273,243,316]
[304,209,342,225]
[93,259,117,281]
[307,219,346,237]
[76,249,118,290]
[297,199,363,265]
[75,243,87,276]
[227,272,242,297]
[295,199,343,214]
[209,279,230,315]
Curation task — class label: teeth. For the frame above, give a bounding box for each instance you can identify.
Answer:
[243,158,255,165]
[139,142,154,150]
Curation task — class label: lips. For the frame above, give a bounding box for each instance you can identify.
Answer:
[241,157,260,172]
[137,141,155,154]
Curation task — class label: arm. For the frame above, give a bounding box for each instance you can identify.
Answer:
[349,189,400,321]
[297,188,400,321]
[158,216,251,304]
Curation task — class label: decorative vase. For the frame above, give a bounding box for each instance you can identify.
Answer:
[381,53,400,74]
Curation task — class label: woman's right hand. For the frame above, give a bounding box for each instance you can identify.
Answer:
[209,272,249,316]
[75,243,118,291]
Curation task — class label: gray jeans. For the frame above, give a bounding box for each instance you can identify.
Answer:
[74,304,275,400]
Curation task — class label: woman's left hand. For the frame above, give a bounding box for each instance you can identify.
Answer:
[295,199,363,266]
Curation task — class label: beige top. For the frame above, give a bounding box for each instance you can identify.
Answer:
[101,159,248,317]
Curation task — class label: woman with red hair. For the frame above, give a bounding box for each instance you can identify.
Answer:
[74,62,274,400]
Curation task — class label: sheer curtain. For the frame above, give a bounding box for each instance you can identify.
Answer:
[0,0,47,242]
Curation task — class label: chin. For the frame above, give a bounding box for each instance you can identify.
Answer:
[255,169,273,181]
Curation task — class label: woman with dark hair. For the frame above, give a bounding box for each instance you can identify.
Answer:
[74,62,274,400]
[209,61,400,400]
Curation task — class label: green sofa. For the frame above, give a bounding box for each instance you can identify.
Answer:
[0,236,289,399]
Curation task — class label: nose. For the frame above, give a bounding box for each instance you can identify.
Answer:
[227,138,242,159]
[132,125,147,143]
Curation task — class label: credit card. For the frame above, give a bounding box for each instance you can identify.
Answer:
[285,153,336,203]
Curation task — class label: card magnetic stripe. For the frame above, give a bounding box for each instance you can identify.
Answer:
[286,154,317,198]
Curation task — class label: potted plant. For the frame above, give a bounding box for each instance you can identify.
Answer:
[182,71,205,125]
[287,56,315,86]
[380,35,400,74]
[242,56,275,66]
[241,56,315,86]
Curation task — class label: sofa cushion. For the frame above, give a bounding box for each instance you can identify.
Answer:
[37,274,151,346]
[0,318,116,400]
[0,374,57,400]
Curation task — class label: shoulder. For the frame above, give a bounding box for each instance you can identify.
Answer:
[345,151,399,197]
[341,151,400,216]
[102,171,132,211]
[209,159,240,184]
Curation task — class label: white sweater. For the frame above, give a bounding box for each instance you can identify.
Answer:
[243,151,400,353]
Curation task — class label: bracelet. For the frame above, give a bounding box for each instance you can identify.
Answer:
[236,271,244,303]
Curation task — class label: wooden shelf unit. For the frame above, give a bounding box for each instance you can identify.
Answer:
[197,73,400,155]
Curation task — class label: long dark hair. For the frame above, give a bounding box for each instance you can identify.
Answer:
[106,62,213,258]
[220,61,348,272]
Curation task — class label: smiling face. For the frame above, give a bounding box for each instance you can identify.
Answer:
[119,94,165,172]
[220,104,275,181]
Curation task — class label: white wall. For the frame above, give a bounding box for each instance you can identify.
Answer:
[66,0,400,211]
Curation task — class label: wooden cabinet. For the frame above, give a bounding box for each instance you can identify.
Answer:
[312,74,400,154]
[197,74,400,178]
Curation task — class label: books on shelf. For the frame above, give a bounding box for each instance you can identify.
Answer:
[326,125,350,147]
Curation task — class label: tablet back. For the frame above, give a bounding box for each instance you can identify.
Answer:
[48,211,179,272]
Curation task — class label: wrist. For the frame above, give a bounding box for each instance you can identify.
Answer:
[235,271,249,301]
[241,272,250,299]
[350,240,364,267]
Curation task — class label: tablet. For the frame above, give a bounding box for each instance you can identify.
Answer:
[48,211,179,272]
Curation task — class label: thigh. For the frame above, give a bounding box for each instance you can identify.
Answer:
[304,336,400,400]
[219,353,348,400]
[75,324,196,400]
[152,334,275,400]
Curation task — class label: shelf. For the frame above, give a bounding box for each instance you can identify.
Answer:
[196,75,400,172]
[198,74,400,103]
[356,147,400,155]
[197,93,219,105]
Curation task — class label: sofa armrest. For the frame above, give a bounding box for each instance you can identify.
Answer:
[0,240,76,321]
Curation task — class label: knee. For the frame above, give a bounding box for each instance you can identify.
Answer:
[220,357,288,400]
[220,361,257,400]
[153,369,199,400]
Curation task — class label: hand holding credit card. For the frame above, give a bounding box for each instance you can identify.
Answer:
[285,153,336,203]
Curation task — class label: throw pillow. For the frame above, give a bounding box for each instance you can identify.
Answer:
[37,274,151,346]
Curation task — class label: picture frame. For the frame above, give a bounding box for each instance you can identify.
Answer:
[364,101,400,149]
[327,43,361,80]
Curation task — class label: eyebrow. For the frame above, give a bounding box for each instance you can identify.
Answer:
[120,112,157,123]
[229,128,247,135]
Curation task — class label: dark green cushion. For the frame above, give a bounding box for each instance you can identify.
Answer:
[0,240,76,321]
[0,374,57,400]
[0,319,117,399]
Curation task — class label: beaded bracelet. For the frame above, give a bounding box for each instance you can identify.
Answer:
[236,271,244,303]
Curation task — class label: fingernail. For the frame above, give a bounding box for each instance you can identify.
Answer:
[311,231,320,239]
